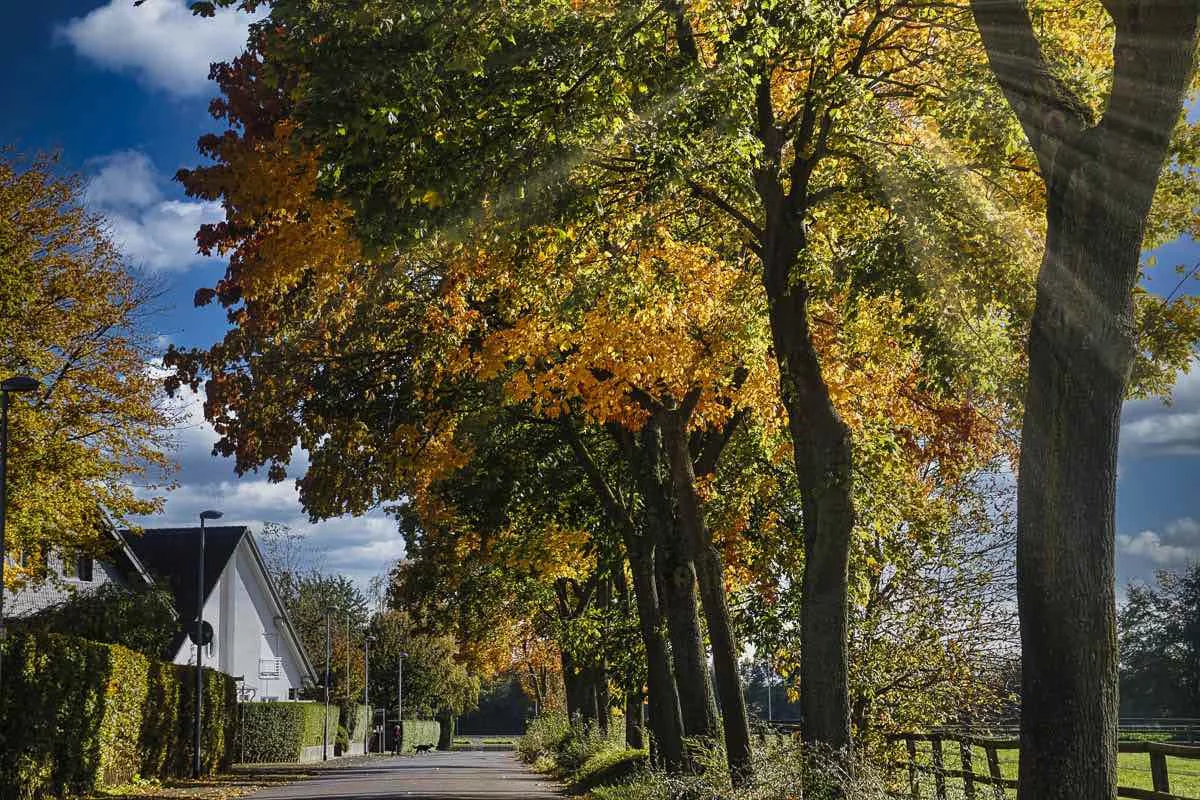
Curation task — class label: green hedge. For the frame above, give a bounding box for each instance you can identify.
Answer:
[341,704,370,742]
[0,633,236,800]
[236,702,341,763]
[400,720,440,752]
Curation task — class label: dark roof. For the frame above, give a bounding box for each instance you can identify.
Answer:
[124,526,248,619]
[123,526,249,658]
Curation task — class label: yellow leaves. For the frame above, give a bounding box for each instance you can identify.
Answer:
[421,189,445,208]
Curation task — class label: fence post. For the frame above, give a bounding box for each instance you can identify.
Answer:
[932,735,947,800]
[960,736,975,800]
[985,744,1005,800]
[906,735,921,800]
[1150,749,1170,794]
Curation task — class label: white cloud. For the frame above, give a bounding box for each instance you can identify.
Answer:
[1121,358,1200,457]
[57,0,261,97]
[1118,516,1200,567]
[86,151,223,272]
[132,386,402,592]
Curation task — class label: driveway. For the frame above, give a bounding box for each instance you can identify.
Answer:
[243,751,562,799]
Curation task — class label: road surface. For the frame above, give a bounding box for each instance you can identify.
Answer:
[245,751,562,799]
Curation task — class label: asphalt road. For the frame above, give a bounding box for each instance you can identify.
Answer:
[244,752,562,799]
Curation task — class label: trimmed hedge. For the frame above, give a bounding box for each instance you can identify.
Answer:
[341,704,370,743]
[0,633,236,800]
[400,720,440,753]
[236,702,341,763]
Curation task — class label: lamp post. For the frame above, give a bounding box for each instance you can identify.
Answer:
[0,375,39,695]
[396,651,408,754]
[364,633,374,754]
[323,609,331,761]
[194,509,222,778]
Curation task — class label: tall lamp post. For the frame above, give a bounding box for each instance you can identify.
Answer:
[323,609,331,761]
[194,509,223,778]
[396,651,408,754]
[364,634,374,754]
[0,375,39,695]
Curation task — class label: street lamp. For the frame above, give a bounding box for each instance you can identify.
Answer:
[396,651,408,754]
[364,633,375,754]
[0,375,39,695]
[194,509,222,778]
[323,609,331,761]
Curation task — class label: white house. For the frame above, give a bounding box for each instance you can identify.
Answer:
[125,526,317,701]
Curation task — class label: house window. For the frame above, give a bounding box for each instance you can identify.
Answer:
[77,556,93,582]
[61,551,76,579]
[288,688,297,701]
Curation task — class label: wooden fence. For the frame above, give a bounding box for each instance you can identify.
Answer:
[889,732,1200,800]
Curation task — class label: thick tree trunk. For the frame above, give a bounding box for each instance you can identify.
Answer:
[967,4,1200,798]
[437,709,454,751]
[662,411,754,785]
[1016,214,1130,800]
[626,690,646,750]
[765,259,854,762]
[634,420,719,741]
[625,534,686,770]
[561,649,583,723]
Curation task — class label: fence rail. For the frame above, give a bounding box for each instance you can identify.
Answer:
[889,732,1200,800]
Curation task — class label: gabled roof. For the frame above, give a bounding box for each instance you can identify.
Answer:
[124,526,246,622]
[123,526,317,682]
[98,515,158,591]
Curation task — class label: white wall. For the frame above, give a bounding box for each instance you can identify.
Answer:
[173,538,308,701]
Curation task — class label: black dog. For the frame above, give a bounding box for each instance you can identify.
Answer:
[414,743,434,753]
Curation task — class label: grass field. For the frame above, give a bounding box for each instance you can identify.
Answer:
[901,744,1200,798]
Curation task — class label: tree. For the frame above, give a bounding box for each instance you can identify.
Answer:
[225,2,1045,773]
[969,2,1200,796]
[283,571,369,701]
[0,152,173,589]
[12,583,177,658]
[368,610,480,721]
[1119,564,1200,718]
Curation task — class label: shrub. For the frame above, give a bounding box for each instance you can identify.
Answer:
[518,713,571,763]
[571,748,649,793]
[342,704,370,743]
[335,725,350,756]
[236,703,306,764]
[586,742,902,800]
[400,720,440,752]
[12,585,177,658]
[0,632,236,800]
[236,702,340,763]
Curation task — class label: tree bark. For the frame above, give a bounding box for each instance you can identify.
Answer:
[626,690,646,750]
[969,2,1200,798]
[662,408,754,785]
[626,534,686,769]
[559,421,686,769]
[764,257,854,761]
[632,420,720,742]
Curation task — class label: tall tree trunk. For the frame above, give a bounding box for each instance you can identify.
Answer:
[625,535,686,770]
[561,649,582,723]
[968,3,1200,797]
[765,266,854,761]
[662,409,754,785]
[560,421,686,769]
[634,420,719,742]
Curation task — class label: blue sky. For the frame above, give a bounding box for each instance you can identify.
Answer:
[2,1,1197,592]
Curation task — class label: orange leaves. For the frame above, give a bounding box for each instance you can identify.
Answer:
[183,119,362,307]
[449,220,780,433]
